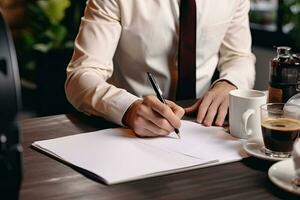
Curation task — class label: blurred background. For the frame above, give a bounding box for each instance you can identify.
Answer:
[0,0,85,118]
[0,0,300,119]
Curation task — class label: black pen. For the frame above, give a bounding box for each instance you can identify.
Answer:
[147,72,181,139]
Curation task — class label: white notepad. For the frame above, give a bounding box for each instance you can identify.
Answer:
[32,120,248,184]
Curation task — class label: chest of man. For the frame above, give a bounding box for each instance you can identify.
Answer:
[119,0,238,29]
[116,0,239,64]
[112,0,242,99]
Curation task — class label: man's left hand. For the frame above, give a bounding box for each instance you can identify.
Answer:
[184,81,237,127]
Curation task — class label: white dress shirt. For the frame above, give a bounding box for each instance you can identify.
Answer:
[65,0,255,125]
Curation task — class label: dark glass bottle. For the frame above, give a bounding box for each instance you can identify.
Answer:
[268,47,300,103]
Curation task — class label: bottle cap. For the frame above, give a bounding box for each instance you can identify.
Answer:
[277,46,291,58]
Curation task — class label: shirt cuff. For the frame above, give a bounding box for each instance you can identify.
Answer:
[210,78,239,90]
[104,92,141,126]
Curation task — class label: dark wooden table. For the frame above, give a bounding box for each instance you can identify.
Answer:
[19,114,299,200]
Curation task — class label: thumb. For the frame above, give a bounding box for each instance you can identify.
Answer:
[166,100,185,118]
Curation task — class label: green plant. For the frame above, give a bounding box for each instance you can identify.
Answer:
[16,0,84,82]
[21,0,72,53]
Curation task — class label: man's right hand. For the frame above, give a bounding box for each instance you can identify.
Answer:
[122,96,185,137]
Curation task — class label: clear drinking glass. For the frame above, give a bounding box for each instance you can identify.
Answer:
[260,103,300,158]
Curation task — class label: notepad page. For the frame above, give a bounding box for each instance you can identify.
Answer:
[137,120,246,162]
[32,126,214,184]
[32,120,247,184]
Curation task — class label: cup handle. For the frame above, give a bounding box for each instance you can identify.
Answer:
[242,109,255,137]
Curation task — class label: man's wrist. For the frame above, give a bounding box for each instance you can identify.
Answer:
[214,80,237,90]
[122,99,143,127]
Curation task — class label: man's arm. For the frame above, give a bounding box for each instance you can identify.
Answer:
[66,0,184,136]
[216,0,256,89]
[65,0,140,125]
[185,0,255,126]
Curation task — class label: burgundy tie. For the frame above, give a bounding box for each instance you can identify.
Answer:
[176,0,196,100]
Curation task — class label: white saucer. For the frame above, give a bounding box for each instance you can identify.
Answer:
[243,142,287,161]
[268,159,300,195]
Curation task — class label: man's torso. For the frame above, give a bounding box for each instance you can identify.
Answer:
[107,0,240,99]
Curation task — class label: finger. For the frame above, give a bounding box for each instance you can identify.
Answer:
[153,105,181,129]
[133,119,170,137]
[166,100,185,119]
[197,94,214,123]
[184,99,202,114]
[144,96,181,128]
[137,102,174,132]
[134,128,156,137]
[144,120,170,136]
[215,99,229,127]
[146,113,175,133]
[202,97,222,126]
[132,117,156,137]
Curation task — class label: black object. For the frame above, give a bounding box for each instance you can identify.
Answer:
[0,11,22,200]
[268,46,300,103]
[36,49,73,116]
[176,0,197,100]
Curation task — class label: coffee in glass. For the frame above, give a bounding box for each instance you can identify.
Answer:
[260,103,300,158]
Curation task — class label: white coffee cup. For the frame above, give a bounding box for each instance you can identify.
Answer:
[229,89,267,143]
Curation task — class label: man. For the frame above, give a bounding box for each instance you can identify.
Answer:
[65,0,255,137]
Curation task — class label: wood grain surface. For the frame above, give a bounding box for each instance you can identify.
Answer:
[19,114,299,200]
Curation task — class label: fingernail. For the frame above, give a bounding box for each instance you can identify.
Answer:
[197,118,202,123]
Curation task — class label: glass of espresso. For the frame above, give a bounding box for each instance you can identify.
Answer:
[260,103,300,158]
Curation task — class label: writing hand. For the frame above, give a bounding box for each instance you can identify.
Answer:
[122,96,184,137]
